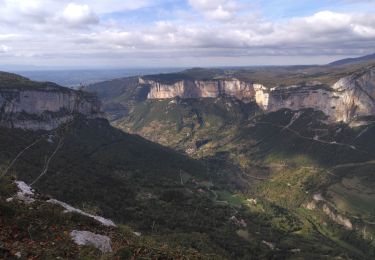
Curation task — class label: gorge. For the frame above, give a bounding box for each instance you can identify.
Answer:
[141,66,375,123]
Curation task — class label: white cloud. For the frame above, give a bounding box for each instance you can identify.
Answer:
[79,10,375,52]
[188,0,239,21]
[0,0,50,24]
[0,0,374,67]
[352,24,375,38]
[0,44,10,53]
[85,0,154,13]
[0,0,154,25]
[61,3,99,26]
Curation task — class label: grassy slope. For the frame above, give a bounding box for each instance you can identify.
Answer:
[0,118,263,258]
[0,71,71,92]
[22,61,374,258]
[117,97,260,152]
[0,176,215,259]
[115,100,375,258]
[2,116,370,258]
[82,77,150,120]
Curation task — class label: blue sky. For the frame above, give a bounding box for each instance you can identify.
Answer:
[252,0,375,19]
[0,0,374,68]
[99,0,375,22]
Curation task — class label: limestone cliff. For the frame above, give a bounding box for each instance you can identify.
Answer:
[143,66,375,123]
[140,78,255,101]
[0,83,101,130]
[256,68,375,122]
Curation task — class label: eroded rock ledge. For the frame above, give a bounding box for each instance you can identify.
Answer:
[141,67,375,123]
[140,78,255,101]
[0,87,102,130]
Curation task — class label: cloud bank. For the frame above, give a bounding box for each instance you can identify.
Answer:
[0,0,374,67]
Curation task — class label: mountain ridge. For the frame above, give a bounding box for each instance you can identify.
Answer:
[329,53,375,66]
[93,64,375,123]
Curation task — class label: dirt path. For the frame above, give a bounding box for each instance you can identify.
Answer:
[0,137,44,179]
[332,160,375,170]
[30,138,64,186]
[256,121,362,152]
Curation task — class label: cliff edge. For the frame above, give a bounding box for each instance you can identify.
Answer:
[0,72,102,130]
[142,66,375,123]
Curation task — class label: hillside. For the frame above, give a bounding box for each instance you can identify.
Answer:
[81,59,375,258]
[2,67,375,258]
[3,116,369,259]
[0,176,213,259]
[0,71,66,91]
[116,102,375,258]
[330,53,375,66]
[84,77,149,120]
[85,59,375,125]
[4,118,375,259]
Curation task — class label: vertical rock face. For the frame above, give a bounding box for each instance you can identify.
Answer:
[254,84,269,110]
[331,69,375,122]
[220,80,255,100]
[143,67,375,123]
[256,85,340,119]
[0,87,102,130]
[256,68,375,122]
[141,78,255,101]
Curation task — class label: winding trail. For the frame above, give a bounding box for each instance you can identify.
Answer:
[30,138,64,186]
[0,138,44,178]
[256,121,366,153]
[331,160,375,170]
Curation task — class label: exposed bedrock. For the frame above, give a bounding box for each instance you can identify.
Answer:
[142,67,375,123]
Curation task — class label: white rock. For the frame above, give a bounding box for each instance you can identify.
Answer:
[322,204,353,230]
[70,230,112,253]
[0,89,101,130]
[262,240,275,250]
[15,181,34,196]
[14,181,35,204]
[144,78,255,102]
[305,201,316,210]
[313,193,324,201]
[246,198,257,205]
[143,68,375,123]
[47,199,116,227]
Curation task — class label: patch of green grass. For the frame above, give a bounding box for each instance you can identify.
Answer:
[216,190,246,207]
[328,177,375,219]
[0,71,71,92]
[257,167,329,208]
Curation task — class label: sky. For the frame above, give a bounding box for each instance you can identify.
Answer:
[0,0,375,69]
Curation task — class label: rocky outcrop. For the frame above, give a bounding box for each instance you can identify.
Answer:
[141,78,255,102]
[0,86,101,130]
[256,69,375,122]
[48,199,116,227]
[70,230,112,253]
[143,67,375,123]
[256,84,341,120]
[322,204,353,230]
[305,193,353,230]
